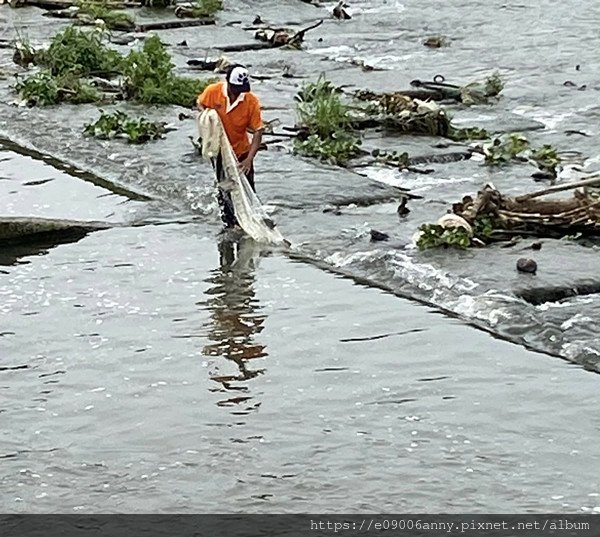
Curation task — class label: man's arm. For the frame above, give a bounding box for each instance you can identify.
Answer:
[240,98,264,174]
[240,129,263,175]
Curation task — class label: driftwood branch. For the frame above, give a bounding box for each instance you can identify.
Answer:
[136,18,215,32]
[288,18,323,45]
[515,175,600,202]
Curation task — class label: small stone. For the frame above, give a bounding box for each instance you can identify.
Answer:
[517,258,537,274]
[370,229,389,242]
[531,242,542,251]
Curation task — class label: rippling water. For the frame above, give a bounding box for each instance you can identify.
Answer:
[1,0,600,513]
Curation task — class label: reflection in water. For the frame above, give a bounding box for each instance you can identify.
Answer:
[202,235,268,394]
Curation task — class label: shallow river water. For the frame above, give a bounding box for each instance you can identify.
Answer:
[1,0,600,513]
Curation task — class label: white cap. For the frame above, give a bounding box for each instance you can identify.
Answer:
[227,66,251,92]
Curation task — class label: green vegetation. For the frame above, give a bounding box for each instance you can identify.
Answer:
[417,216,496,250]
[76,0,135,31]
[36,27,122,78]
[122,35,216,107]
[294,75,361,165]
[530,144,561,177]
[15,28,214,108]
[479,134,561,176]
[84,111,167,143]
[482,133,530,165]
[371,148,410,168]
[447,126,489,142]
[189,0,223,17]
[417,224,472,250]
[16,71,101,106]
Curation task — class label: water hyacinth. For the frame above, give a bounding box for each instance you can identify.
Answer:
[294,75,361,165]
[84,111,168,144]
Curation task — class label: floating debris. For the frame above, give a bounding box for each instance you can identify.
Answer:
[418,178,600,249]
[423,36,449,48]
[474,134,562,178]
[84,110,169,143]
[175,0,222,19]
[332,1,350,20]
[410,73,504,105]
[13,28,216,107]
[294,75,361,165]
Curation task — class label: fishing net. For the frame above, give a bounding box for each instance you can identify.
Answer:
[197,109,287,246]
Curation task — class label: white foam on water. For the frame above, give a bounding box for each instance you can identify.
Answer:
[561,342,600,361]
[450,292,516,327]
[511,105,572,130]
[349,0,406,15]
[362,166,472,192]
[306,45,356,58]
[537,296,596,311]
[560,314,594,331]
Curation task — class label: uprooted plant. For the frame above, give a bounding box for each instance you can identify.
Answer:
[84,110,168,143]
[16,70,101,106]
[175,0,223,18]
[76,0,135,31]
[14,27,215,107]
[294,75,361,165]
[476,134,562,177]
[121,35,216,107]
[355,89,489,141]
[355,91,453,136]
[34,26,123,78]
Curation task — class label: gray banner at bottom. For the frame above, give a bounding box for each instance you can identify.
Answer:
[0,514,597,537]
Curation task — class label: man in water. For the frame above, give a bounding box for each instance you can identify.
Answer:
[197,64,264,229]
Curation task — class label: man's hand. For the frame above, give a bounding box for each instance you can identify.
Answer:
[239,156,253,175]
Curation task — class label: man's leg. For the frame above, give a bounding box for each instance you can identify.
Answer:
[215,153,237,228]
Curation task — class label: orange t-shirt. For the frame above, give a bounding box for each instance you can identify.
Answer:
[198,81,264,157]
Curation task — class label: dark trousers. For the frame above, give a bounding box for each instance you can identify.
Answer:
[215,152,255,228]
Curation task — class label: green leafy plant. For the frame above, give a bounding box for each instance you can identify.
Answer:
[294,133,361,166]
[77,0,135,31]
[482,133,530,166]
[530,144,561,177]
[84,110,167,143]
[371,148,410,168]
[447,126,489,141]
[122,35,216,107]
[189,0,223,17]
[294,75,361,165]
[16,71,59,106]
[417,215,497,250]
[35,26,123,78]
[16,70,101,106]
[473,215,495,238]
[417,224,471,250]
